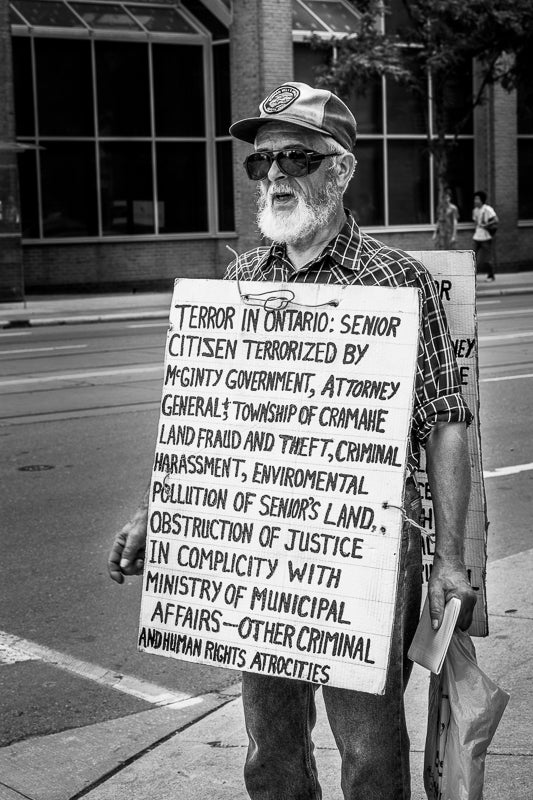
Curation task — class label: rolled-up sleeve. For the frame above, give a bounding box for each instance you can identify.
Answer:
[411,273,473,446]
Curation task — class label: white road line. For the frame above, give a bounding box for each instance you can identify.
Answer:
[0,364,163,387]
[0,630,202,710]
[0,331,32,337]
[481,373,533,383]
[484,463,533,478]
[128,322,169,328]
[478,307,533,317]
[479,331,533,341]
[0,638,34,665]
[0,344,88,355]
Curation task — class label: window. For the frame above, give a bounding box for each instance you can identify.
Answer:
[17,150,39,238]
[157,142,208,233]
[386,78,426,135]
[96,41,151,137]
[216,140,235,232]
[344,141,384,226]
[383,0,410,36]
[41,142,98,237]
[213,41,234,230]
[181,0,229,40]
[36,39,94,136]
[436,139,473,224]
[292,0,361,40]
[10,0,234,239]
[518,142,533,220]
[293,42,474,228]
[11,37,34,137]
[388,142,430,225]
[152,44,205,137]
[100,142,153,235]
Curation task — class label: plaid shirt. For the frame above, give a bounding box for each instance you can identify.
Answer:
[225,211,472,473]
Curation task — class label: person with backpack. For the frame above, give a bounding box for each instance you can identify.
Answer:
[472,191,498,281]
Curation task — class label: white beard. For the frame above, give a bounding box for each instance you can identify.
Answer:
[257,174,341,246]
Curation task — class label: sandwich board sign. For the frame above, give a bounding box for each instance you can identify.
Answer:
[138,279,420,694]
[410,251,488,637]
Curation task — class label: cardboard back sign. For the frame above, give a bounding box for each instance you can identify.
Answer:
[139,280,420,694]
[410,251,488,637]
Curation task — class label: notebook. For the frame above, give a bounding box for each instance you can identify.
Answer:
[407,596,461,674]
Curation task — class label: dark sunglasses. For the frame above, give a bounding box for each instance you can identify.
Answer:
[243,149,332,180]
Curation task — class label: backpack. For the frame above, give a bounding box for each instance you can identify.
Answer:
[483,209,498,237]
[486,218,498,237]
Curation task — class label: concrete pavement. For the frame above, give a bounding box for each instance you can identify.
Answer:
[0,270,532,329]
[0,549,530,800]
[0,290,173,329]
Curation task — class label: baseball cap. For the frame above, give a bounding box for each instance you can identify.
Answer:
[229,82,357,151]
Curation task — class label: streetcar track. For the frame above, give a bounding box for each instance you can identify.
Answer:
[0,344,165,363]
[0,401,160,425]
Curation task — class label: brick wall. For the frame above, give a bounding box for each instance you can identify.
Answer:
[490,81,533,270]
[0,0,24,300]
[471,68,532,270]
[22,235,239,292]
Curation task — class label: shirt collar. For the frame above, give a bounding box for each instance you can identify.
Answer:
[267,210,364,272]
[328,210,363,270]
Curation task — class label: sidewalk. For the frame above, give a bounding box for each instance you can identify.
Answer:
[0,550,530,800]
[0,290,173,328]
[1,271,532,328]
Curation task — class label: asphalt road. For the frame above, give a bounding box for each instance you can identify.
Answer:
[0,294,531,746]
[476,295,533,560]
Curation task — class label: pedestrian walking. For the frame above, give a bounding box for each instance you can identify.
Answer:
[472,191,498,281]
[433,189,459,249]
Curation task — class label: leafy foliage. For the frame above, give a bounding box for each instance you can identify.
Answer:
[313,0,533,244]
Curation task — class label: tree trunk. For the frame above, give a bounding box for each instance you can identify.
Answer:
[434,147,452,249]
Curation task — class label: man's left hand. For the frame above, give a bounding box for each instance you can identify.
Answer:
[428,553,477,631]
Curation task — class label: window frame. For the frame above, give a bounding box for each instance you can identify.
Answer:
[292,0,362,42]
[293,40,475,231]
[10,0,235,243]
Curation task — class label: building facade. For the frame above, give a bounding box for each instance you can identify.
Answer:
[0,0,532,298]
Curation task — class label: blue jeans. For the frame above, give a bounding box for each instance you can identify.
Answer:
[241,481,423,800]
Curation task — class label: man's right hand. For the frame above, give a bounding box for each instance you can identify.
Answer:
[108,506,148,584]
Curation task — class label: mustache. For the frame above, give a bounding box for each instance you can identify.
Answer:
[260,181,300,201]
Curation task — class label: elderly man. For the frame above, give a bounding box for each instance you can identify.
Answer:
[109,82,476,800]
[225,82,476,800]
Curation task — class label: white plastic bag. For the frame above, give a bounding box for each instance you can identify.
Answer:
[424,629,510,800]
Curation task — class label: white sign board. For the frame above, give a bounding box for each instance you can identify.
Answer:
[410,251,488,636]
[139,280,420,693]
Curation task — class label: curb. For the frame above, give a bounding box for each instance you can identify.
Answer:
[476,286,533,298]
[1,310,170,329]
[0,681,243,800]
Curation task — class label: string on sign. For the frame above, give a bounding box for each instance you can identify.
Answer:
[382,500,433,538]
[162,469,429,540]
[226,245,340,311]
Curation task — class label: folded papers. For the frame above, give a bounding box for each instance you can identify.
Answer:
[408,596,461,674]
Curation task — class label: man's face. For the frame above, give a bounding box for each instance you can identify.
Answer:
[473,195,482,208]
[254,124,344,245]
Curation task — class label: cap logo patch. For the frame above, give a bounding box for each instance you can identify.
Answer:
[262,85,300,115]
